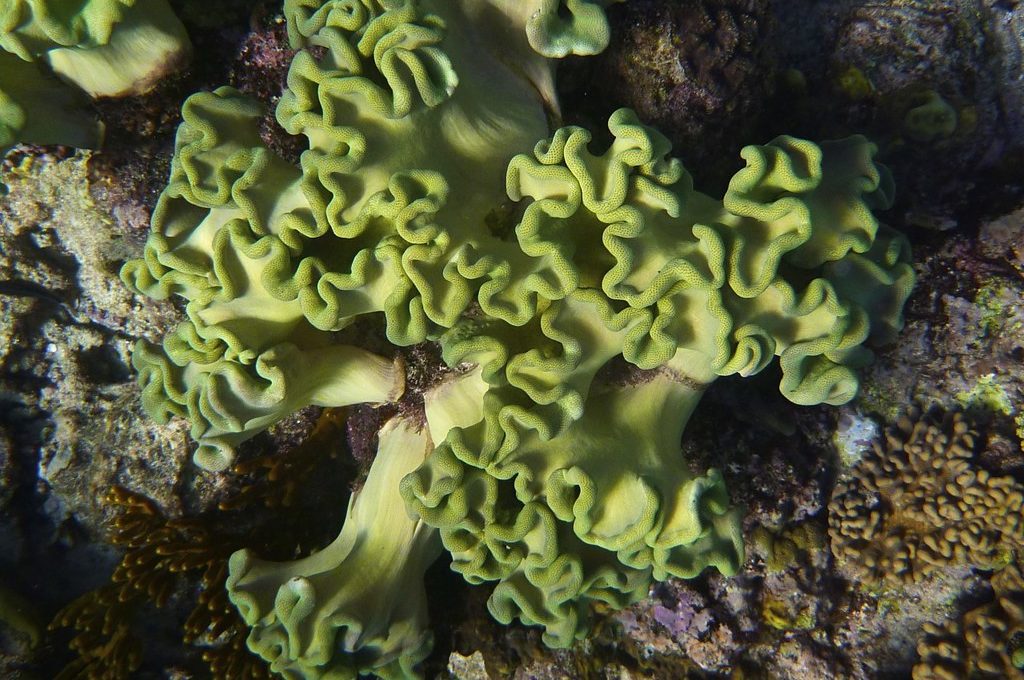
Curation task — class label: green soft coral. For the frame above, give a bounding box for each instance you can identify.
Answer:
[405,113,909,647]
[0,0,190,97]
[0,50,101,153]
[121,86,407,471]
[120,0,915,676]
[228,416,441,679]
[516,0,623,58]
[405,368,742,646]
[1,0,190,190]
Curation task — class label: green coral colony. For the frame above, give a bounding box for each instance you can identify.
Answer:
[8,0,916,677]
[0,0,190,159]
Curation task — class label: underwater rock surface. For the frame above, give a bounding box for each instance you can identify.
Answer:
[1,1,1023,679]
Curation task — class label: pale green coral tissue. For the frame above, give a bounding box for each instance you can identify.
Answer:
[0,51,101,152]
[117,0,916,678]
[0,0,190,96]
[0,0,190,164]
[228,416,440,680]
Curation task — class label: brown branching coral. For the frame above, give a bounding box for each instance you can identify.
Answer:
[49,486,269,680]
[201,623,274,679]
[49,406,354,678]
[49,583,143,680]
[828,411,1024,585]
[913,561,1024,680]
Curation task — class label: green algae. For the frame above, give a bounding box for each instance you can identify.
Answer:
[762,598,816,632]
[974,280,1023,340]
[836,65,874,101]
[903,91,958,143]
[0,584,41,648]
[955,373,1015,417]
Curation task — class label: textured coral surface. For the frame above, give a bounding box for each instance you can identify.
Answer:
[914,562,1024,680]
[1,1,1023,679]
[830,411,1024,584]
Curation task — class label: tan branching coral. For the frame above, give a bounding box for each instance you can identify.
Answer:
[50,486,269,680]
[913,561,1024,680]
[50,583,142,680]
[828,411,1024,584]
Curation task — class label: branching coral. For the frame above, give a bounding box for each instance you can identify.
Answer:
[118,0,915,676]
[829,411,1024,585]
[49,486,270,680]
[913,561,1024,680]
